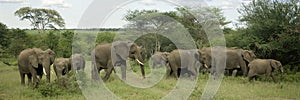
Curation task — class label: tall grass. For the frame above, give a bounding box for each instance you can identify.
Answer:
[0,61,299,100]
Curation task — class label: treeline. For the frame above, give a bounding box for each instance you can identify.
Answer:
[0,0,299,73]
[0,23,120,64]
[0,23,70,64]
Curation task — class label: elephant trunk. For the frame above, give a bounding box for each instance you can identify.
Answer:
[280,66,284,80]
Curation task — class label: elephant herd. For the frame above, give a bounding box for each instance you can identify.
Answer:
[150,47,284,82]
[18,48,85,87]
[17,41,284,87]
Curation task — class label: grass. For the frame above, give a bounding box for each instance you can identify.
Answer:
[0,61,299,100]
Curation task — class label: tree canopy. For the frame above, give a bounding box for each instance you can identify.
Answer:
[14,7,65,32]
[236,0,300,68]
[123,7,229,58]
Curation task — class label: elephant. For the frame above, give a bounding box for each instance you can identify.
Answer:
[150,52,169,69]
[18,48,56,87]
[248,59,283,82]
[199,47,256,77]
[70,53,85,72]
[166,49,200,79]
[227,48,256,76]
[91,41,145,81]
[53,58,71,79]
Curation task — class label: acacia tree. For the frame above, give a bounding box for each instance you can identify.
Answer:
[123,7,229,61]
[124,10,170,52]
[124,7,229,54]
[15,7,65,33]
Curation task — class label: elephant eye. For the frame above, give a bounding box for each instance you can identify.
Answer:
[131,51,135,54]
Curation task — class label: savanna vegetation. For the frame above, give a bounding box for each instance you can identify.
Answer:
[0,0,300,99]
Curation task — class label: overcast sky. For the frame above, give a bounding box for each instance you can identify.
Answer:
[0,0,251,29]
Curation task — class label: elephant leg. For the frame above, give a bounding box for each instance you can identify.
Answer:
[271,72,277,83]
[170,65,179,78]
[104,62,114,81]
[27,73,32,86]
[31,71,39,88]
[232,69,238,77]
[103,67,113,81]
[20,72,25,86]
[178,68,182,77]
[91,64,101,80]
[121,64,127,80]
[265,72,271,81]
[38,74,42,80]
[240,64,247,77]
[166,66,171,77]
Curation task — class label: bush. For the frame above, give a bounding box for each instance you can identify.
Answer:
[283,72,300,82]
[36,71,83,97]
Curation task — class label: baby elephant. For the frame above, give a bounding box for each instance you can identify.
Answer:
[70,53,85,72]
[53,58,71,79]
[248,59,283,82]
[150,52,169,69]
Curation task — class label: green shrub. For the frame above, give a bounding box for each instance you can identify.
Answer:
[36,71,83,97]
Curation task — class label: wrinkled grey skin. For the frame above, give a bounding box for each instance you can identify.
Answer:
[248,59,283,82]
[167,49,200,79]
[91,41,145,81]
[199,47,256,77]
[150,52,169,69]
[53,58,71,79]
[18,48,55,87]
[70,53,85,72]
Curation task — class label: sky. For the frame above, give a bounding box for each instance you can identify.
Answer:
[0,0,251,29]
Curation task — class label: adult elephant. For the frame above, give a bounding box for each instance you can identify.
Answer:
[91,41,145,81]
[18,48,56,87]
[227,48,256,76]
[53,58,71,79]
[150,52,169,69]
[248,59,283,82]
[167,49,200,79]
[199,47,256,77]
[70,53,85,72]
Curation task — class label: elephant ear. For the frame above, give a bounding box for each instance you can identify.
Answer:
[129,43,137,52]
[270,60,280,70]
[198,50,206,60]
[193,51,200,61]
[112,42,130,60]
[242,50,253,63]
[66,59,72,72]
[161,52,169,59]
[29,55,38,68]
[45,49,56,64]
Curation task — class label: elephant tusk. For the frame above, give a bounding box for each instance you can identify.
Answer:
[43,67,47,76]
[204,64,208,68]
[136,59,144,65]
